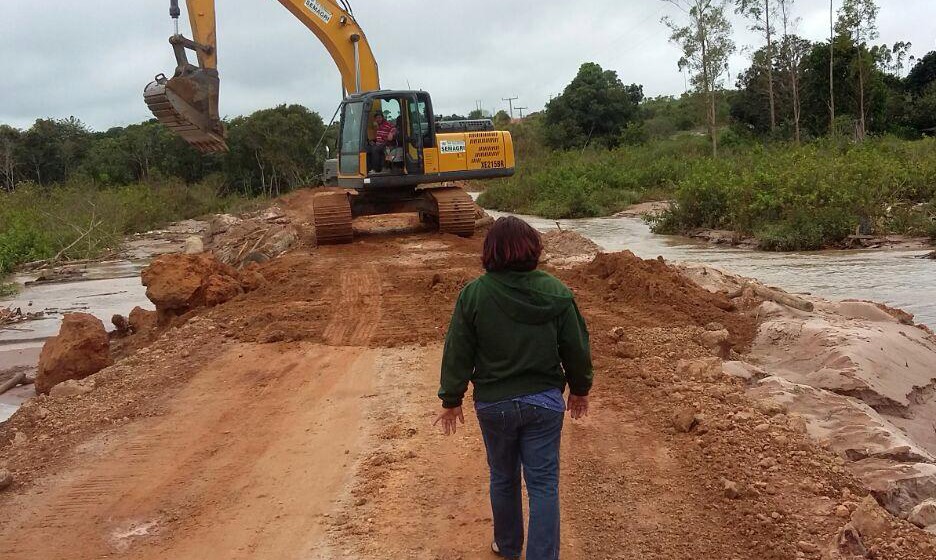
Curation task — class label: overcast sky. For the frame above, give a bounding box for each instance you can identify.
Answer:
[2,0,934,130]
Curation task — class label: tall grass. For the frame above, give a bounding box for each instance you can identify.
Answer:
[479,136,712,218]
[478,133,936,250]
[651,137,936,250]
[0,179,250,274]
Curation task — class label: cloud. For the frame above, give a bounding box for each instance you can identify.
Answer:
[1,0,931,130]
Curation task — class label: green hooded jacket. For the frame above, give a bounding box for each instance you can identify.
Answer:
[438,270,593,409]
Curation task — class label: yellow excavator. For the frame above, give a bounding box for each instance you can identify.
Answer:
[144,0,515,243]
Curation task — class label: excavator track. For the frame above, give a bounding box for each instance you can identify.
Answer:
[143,80,227,154]
[427,186,476,237]
[312,192,354,245]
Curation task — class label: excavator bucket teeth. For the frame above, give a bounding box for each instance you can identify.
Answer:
[144,72,228,154]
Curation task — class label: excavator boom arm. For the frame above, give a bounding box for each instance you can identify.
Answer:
[181,0,379,93]
[146,0,380,153]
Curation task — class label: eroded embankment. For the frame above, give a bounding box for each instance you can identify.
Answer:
[0,197,934,559]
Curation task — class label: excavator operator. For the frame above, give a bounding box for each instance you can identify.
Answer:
[368,113,397,174]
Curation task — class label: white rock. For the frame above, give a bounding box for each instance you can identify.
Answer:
[908,499,936,528]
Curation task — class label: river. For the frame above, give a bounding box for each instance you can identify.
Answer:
[484,209,936,328]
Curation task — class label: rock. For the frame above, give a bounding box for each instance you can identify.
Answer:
[12,432,26,446]
[35,313,112,395]
[721,361,768,382]
[834,505,851,518]
[908,499,936,528]
[676,357,723,381]
[49,379,94,397]
[204,273,243,307]
[672,407,699,433]
[183,235,204,254]
[759,457,777,469]
[753,423,771,433]
[610,326,627,339]
[722,478,742,499]
[850,495,891,540]
[748,377,934,464]
[266,229,298,255]
[829,523,868,558]
[207,214,242,237]
[700,329,731,358]
[111,314,130,335]
[128,306,157,334]
[796,541,819,554]
[849,458,936,517]
[141,253,244,323]
[240,270,266,292]
[0,470,12,490]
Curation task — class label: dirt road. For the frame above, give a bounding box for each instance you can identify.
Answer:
[1,196,934,558]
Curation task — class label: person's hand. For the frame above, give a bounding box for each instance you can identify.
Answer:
[567,395,589,419]
[433,406,464,435]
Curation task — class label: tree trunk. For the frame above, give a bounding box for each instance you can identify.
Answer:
[791,69,802,144]
[857,62,866,140]
[700,25,717,158]
[765,0,777,133]
[829,0,835,136]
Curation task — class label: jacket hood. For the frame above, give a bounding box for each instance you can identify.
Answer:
[480,270,573,325]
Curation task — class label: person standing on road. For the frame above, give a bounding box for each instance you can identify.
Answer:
[434,216,593,560]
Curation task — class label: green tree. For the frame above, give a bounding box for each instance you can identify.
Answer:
[0,125,20,191]
[543,62,643,150]
[835,0,879,139]
[736,0,779,133]
[906,51,936,96]
[224,104,327,196]
[492,110,511,128]
[662,0,736,157]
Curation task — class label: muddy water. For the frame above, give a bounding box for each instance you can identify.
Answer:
[486,209,936,328]
[0,225,199,421]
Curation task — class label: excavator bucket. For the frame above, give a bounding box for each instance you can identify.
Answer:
[144,68,228,154]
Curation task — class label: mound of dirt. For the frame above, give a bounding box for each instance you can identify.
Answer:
[542,229,601,262]
[141,253,262,325]
[570,251,757,350]
[35,313,112,395]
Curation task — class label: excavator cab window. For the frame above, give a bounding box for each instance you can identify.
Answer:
[339,101,365,175]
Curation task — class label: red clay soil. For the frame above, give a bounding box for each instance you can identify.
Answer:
[564,250,757,350]
[0,201,933,559]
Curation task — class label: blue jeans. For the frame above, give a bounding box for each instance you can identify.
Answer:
[476,401,563,560]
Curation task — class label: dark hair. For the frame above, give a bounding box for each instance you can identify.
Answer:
[482,216,543,272]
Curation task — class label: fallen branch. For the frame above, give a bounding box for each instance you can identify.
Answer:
[0,370,26,396]
[746,282,814,312]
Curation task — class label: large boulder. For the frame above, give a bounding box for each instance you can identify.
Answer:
[128,306,157,333]
[141,253,249,323]
[35,313,112,395]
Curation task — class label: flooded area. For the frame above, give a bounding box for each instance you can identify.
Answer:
[0,221,203,420]
[486,209,936,328]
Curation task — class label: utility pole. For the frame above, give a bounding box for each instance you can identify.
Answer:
[515,107,528,119]
[475,100,482,113]
[502,96,519,119]
[829,0,835,136]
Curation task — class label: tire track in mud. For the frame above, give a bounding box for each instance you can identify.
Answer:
[323,266,383,347]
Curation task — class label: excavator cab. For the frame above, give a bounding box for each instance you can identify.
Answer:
[330,90,515,190]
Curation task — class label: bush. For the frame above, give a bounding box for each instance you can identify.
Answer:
[0,180,247,274]
[650,137,936,249]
